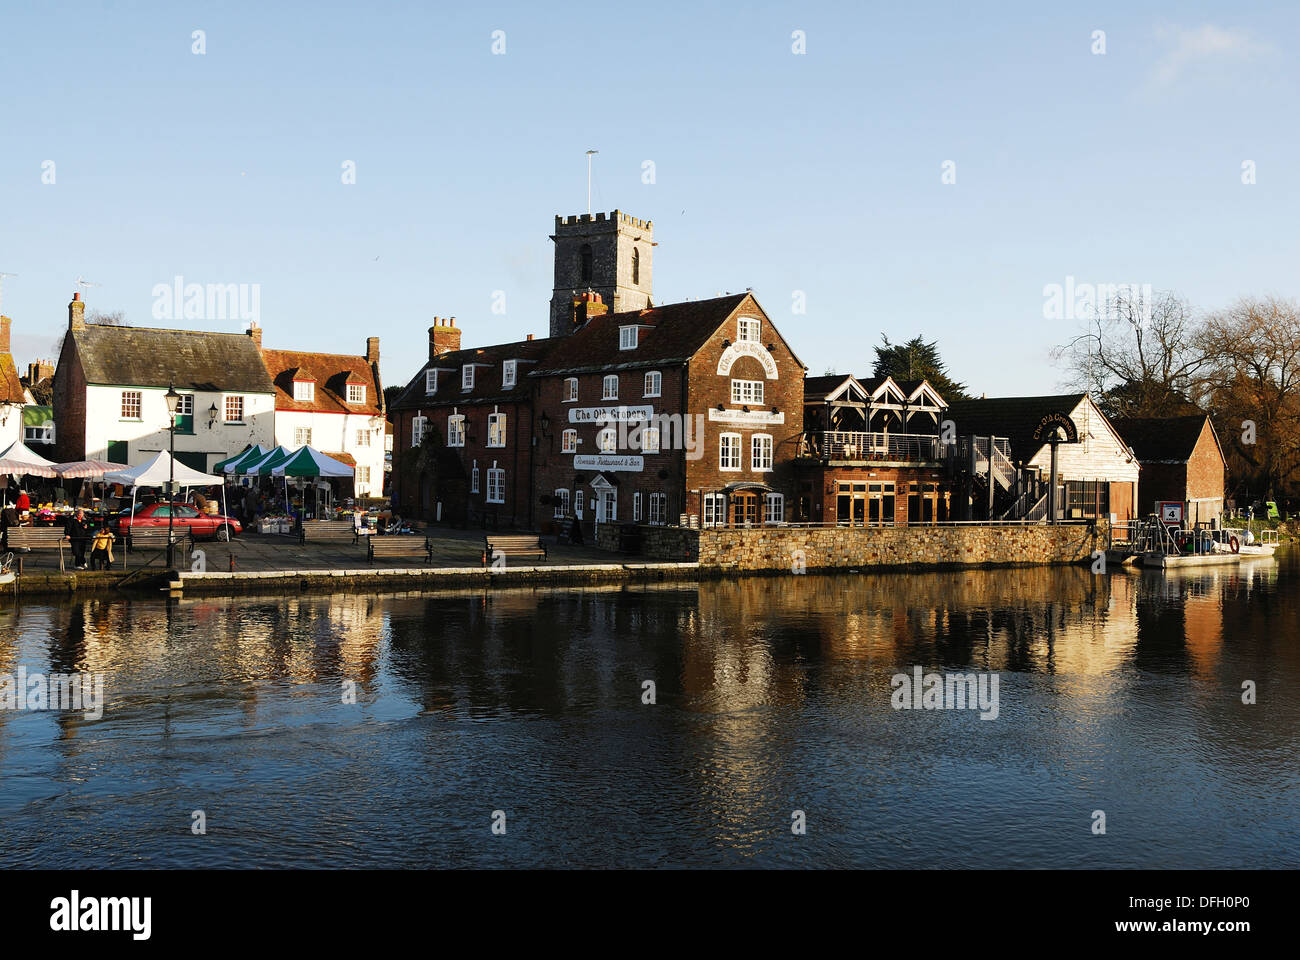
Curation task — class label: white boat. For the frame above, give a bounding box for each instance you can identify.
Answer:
[1210,527,1278,557]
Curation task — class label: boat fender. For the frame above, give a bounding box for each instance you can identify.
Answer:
[1229,536,1240,554]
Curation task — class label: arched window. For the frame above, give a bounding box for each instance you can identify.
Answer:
[632,247,640,284]
[579,244,593,282]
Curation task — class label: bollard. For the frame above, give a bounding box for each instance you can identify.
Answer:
[229,554,235,572]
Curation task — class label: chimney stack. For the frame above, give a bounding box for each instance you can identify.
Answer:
[0,316,11,356]
[570,291,608,327]
[247,320,262,348]
[69,293,85,332]
[365,336,380,363]
[428,316,461,359]
[26,360,53,383]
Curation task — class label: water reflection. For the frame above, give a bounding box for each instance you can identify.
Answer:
[0,556,1296,868]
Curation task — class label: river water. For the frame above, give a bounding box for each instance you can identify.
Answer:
[1,555,1297,869]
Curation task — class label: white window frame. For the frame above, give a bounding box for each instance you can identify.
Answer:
[487,412,507,448]
[503,360,517,388]
[356,430,371,447]
[738,317,761,342]
[751,433,774,472]
[640,426,660,454]
[294,426,313,447]
[486,466,505,504]
[471,461,480,494]
[765,492,785,524]
[649,492,667,525]
[412,415,428,446]
[121,390,142,420]
[602,375,619,400]
[598,427,617,453]
[574,489,585,519]
[357,465,370,485]
[643,370,661,397]
[731,379,764,404]
[294,380,315,402]
[619,326,638,350]
[720,433,742,472]
[703,493,726,528]
[633,491,643,522]
[553,488,570,518]
[462,365,475,391]
[561,429,578,454]
[565,377,578,402]
[447,414,465,447]
[425,369,438,395]
[347,383,366,404]
[224,395,245,423]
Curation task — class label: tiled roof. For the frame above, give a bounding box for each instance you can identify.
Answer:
[0,352,23,404]
[528,293,753,375]
[72,324,275,393]
[945,394,1090,462]
[1110,415,1215,464]
[392,335,554,410]
[262,348,383,417]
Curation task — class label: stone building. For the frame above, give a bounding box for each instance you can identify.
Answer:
[530,290,806,541]
[1111,415,1226,525]
[549,211,653,338]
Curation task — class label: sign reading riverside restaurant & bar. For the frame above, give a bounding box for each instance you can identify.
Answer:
[573,454,644,472]
[568,405,654,424]
[708,408,786,426]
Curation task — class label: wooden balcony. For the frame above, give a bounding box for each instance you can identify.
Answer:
[802,430,944,463]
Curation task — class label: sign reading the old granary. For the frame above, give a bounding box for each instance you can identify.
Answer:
[1031,411,1079,443]
[568,405,655,424]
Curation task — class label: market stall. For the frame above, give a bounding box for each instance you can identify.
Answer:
[102,450,229,522]
[270,446,354,521]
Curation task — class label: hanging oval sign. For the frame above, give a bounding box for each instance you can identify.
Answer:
[1032,411,1079,442]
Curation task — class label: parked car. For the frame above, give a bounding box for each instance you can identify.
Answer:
[113,502,242,542]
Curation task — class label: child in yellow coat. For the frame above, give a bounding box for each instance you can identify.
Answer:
[89,526,116,570]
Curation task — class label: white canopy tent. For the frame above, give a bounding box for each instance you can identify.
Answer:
[0,439,59,479]
[103,450,229,523]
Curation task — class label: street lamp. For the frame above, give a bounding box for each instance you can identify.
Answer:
[164,383,181,568]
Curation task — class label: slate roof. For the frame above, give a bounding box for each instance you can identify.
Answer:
[72,324,275,393]
[262,348,383,417]
[945,394,1090,461]
[1110,415,1215,464]
[529,293,758,375]
[392,335,554,410]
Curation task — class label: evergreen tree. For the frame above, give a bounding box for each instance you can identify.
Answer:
[871,335,970,400]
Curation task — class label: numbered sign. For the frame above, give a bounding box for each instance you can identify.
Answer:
[1157,501,1184,526]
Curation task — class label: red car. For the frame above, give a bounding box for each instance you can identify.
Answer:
[114,502,243,542]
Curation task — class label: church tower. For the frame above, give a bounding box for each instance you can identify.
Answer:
[549,210,653,338]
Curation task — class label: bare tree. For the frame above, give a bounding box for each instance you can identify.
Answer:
[1054,289,1211,418]
[1200,297,1300,499]
[54,308,128,357]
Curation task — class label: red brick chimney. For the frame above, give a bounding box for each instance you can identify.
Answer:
[69,293,85,332]
[571,291,607,327]
[365,336,380,363]
[429,317,461,359]
[0,316,11,356]
[247,321,262,348]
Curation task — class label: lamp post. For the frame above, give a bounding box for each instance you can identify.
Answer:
[164,383,181,568]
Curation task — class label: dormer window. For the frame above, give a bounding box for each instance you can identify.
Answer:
[738,317,761,342]
[425,370,438,395]
[619,326,638,350]
[293,380,315,402]
[462,365,475,391]
[347,384,366,404]
[503,360,517,388]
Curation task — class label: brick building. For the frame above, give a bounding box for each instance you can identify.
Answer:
[795,374,952,525]
[530,291,805,541]
[389,318,551,527]
[1111,415,1226,526]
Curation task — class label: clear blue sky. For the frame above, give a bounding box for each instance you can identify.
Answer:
[2,0,1297,395]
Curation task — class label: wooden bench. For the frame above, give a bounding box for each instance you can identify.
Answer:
[125,528,194,568]
[7,526,69,571]
[299,522,362,547]
[367,535,432,564]
[483,535,547,566]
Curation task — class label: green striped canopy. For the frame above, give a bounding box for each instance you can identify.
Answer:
[213,444,266,473]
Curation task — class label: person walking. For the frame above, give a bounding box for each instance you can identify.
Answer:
[64,508,94,570]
